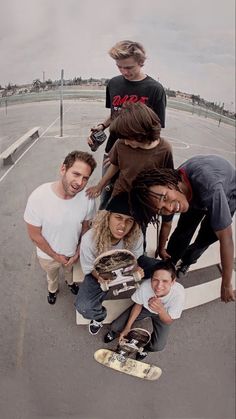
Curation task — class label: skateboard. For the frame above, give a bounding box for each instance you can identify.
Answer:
[94,249,142,296]
[94,328,162,380]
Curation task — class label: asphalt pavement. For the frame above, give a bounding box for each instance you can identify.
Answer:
[0,100,235,419]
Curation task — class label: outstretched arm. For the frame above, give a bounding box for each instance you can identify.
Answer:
[86,164,119,198]
[158,220,172,259]
[216,225,235,303]
[119,303,142,342]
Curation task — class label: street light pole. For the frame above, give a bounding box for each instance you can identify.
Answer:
[60,69,64,137]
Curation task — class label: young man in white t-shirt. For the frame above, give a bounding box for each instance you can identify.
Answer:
[24,150,97,305]
[104,260,185,360]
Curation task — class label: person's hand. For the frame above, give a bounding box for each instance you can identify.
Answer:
[134,266,144,280]
[119,327,131,344]
[64,252,80,266]
[221,284,235,303]
[86,185,102,199]
[158,248,171,260]
[148,296,164,314]
[54,253,70,265]
[97,275,110,285]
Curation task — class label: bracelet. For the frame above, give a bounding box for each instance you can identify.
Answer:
[99,123,106,130]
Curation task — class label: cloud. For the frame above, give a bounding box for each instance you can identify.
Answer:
[0,0,235,108]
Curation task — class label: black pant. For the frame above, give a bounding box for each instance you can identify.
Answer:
[167,208,218,265]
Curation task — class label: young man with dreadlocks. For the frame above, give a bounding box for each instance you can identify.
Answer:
[75,192,158,335]
[129,155,235,303]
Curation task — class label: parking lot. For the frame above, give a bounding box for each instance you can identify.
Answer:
[0,100,235,419]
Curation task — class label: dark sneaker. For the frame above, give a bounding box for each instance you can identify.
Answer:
[89,320,103,335]
[104,330,116,343]
[136,351,148,361]
[177,264,190,278]
[67,282,79,295]
[47,291,57,305]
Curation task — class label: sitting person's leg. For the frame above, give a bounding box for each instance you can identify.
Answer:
[146,314,170,352]
[75,274,108,322]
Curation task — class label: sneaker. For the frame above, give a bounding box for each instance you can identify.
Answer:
[104,330,116,343]
[177,263,190,278]
[136,351,148,361]
[67,282,79,295]
[47,291,57,305]
[89,320,103,335]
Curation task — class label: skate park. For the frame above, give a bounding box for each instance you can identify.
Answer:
[0,98,235,419]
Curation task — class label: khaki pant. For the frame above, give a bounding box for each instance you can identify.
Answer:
[38,257,73,293]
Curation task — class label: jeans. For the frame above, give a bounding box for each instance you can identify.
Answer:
[167,208,218,266]
[75,255,159,322]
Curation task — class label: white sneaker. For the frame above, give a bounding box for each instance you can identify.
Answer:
[89,320,103,335]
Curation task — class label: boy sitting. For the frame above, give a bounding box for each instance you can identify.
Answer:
[104,260,185,360]
[75,192,157,335]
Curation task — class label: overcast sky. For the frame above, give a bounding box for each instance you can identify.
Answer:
[1,0,235,110]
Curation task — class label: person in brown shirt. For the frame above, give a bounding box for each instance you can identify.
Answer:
[86,102,173,200]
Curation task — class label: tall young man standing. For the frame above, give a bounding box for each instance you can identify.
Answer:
[88,40,166,208]
[24,151,97,305]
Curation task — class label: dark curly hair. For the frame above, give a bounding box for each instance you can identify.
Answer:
[129,168,182,226]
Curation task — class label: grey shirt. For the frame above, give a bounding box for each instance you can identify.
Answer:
[80,228,144,275]
[179,155,236,231]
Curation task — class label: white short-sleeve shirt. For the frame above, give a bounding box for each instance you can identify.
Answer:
[24,182,96,259]
[132,279,185,319]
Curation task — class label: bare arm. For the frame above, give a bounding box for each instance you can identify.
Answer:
[65,220,92,266]
[86,164,119,198]
[158,221,172,259]
[26,223,68,264]
[215,225,235,303]
[119,303,143,342]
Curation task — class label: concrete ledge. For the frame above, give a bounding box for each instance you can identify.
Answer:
[0,126,40,165]
[75,273,236,325]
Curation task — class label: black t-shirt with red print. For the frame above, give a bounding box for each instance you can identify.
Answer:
[105,75,166,153]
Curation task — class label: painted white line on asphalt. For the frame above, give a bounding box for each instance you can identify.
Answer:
[0,106,73,185]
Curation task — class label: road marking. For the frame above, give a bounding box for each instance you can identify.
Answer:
[0,106,73,184]
[15,251,36,369]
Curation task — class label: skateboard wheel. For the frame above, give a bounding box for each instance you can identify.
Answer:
[113,289,119,296]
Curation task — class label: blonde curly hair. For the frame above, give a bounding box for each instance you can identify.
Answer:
[92,210,141,255]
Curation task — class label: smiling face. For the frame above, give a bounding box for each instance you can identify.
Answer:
[108,213,135,242]
[116,57,144,81]
[151,269,175,298]
[149,185,189,215]
[60,159,92,198]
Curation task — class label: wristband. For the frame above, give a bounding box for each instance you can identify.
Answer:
[99,123,106,130]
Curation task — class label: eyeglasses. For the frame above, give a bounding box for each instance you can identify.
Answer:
[148,190,168,215]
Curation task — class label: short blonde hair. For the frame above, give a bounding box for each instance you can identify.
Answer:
[109,40,146,65]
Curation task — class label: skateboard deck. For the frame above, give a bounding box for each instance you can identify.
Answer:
[94,349,162,380]
[94,249,142,296]
[94,328,162,380]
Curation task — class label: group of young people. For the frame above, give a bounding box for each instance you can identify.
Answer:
[24,40,235,361]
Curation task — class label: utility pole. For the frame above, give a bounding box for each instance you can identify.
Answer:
[60,69,64,137]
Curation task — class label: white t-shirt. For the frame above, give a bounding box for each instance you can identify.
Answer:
[132,279,185,319]
[80,228,144,275]
[24,182,96,260]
